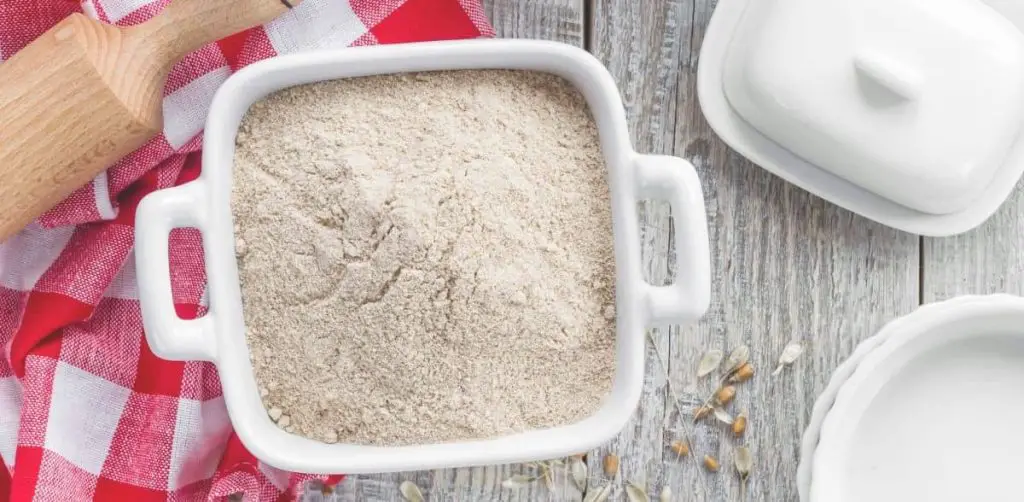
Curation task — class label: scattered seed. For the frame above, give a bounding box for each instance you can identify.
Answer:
[235,237,247,256]
[732,411,748,437]
[703,455,720,472]
[501,475,536,489]
[259,387,269,398]
[659,485,672,502]
[713,407,734,425]
[584,483,613,502]
[714,385,736,406]
[734,446,753,481]
[268,407,283,422]
[324,430,339,444]
[725,345,750,373]
[399,481,424,502]
[570,458,587,491]
[696,349,724,377]
[728,362,755,383]
[670,439,689,457]
[277,415,291,428]
[603,454,619,478]
[773,340,804,375]
[693,405,713,422]
[626,482,649,502]
[541,466,554,491]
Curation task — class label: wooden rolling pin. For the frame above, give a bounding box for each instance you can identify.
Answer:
[0,0,301,242]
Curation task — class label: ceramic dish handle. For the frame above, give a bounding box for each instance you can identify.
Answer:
[135,181,217,362]
[635,154,711,326]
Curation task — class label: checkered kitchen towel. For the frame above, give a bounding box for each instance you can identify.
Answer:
[0,1,493,500]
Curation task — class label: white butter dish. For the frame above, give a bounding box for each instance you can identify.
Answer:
[700,0,1024,235]
[810,295,1024,502]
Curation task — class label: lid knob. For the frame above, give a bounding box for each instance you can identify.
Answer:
[853,52,922,102]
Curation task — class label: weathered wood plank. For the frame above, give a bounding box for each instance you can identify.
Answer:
[304,1,587,501]
[585,0,685,499]
[922,183,1024,299]
[673,0,921,498]
[484,0,585,44]
[586,1,921,501]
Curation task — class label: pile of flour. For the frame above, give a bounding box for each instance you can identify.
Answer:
[233,70,615,445]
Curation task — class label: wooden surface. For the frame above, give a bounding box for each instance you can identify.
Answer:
[302,0,1018,500]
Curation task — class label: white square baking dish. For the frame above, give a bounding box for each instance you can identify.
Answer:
[698,0,1024,236]
[134,39,711,474]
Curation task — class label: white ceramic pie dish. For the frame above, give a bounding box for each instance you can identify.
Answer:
[134,40,711,474]
[796,330,891,501]
[795,295,974,500]
[699,0,1024,236]
[809,295,1024,501]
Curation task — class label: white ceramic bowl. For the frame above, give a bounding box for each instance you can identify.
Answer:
[698,0,1024,236]
[134,40,711,474]
[810,295,1024,501]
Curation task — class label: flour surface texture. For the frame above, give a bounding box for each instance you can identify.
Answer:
[233,70,616,446]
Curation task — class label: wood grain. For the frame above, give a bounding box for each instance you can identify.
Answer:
[484,0,585,45]
[587,0,920,501]
[304,1,588,500]
[923,181,1024,300]
[0,13,159,242]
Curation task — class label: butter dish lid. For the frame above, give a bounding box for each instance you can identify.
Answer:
[722,0,1024,215]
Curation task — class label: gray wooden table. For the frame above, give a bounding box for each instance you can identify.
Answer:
[302,0,1024,500]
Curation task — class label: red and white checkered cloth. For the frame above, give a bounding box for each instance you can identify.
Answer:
[0,1,493,500]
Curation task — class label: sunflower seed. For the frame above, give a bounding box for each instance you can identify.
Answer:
[732,411,748,437]
[714,385,736,406]
[670,439,689,457]
[703,455,720,472]
[399,481,424,502]
[501,475,536,489]
[626,482,649,502]
[659,486,672,502]
[725,345,750,373]
[773,341,804,375]
[693,404,713,422]
[696,349,724,377]
[584,483,613,502]
[603,454,619,477]
[734,446,753,481]
[713,407,734,425]
[727,362,755,383]
[570,457,587,491]
[542,467,553,491]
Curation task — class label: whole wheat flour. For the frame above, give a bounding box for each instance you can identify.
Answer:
[233,70,615,446]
